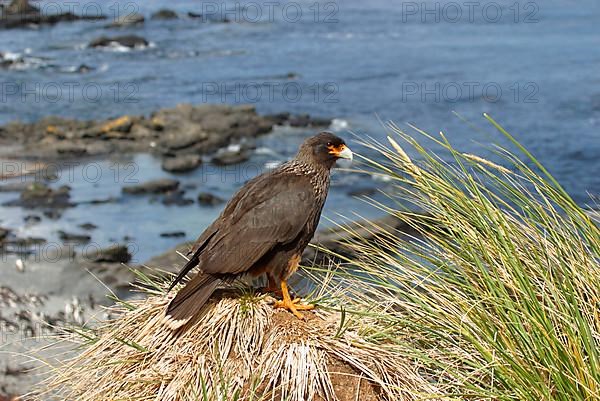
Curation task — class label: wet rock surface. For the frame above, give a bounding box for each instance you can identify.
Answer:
[85,244,131,264]
[161,154,202,173]
[78,223,98,231]
[160,231,186,238]
[0,104,329,165]
[122,178,180,195]
[107,12,145,28]
[151,9,179,20]
[57,230,92,244]
[211,143,253,166]
[161,190,194,206]
[266,112,331,128]
[197,192,225,206]
[2,183,73,209]
[89,35,149,49]
[0,0,106,29]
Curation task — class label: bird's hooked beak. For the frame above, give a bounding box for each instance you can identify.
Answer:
[328,144,353,162]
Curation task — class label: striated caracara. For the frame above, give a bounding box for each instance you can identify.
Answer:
[165,132,352,328]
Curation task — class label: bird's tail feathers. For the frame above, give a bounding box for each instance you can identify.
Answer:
[163,274,220,330]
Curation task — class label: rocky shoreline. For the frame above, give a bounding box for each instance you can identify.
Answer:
[0,0,105,30]
[0,103,329,164]
[0,0,239,31]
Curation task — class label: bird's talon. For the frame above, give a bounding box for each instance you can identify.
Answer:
[274,298,315,318]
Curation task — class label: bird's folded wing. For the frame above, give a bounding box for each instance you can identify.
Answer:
[198,172,315,275]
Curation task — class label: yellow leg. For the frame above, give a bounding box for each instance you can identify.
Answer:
[274,280,315,319]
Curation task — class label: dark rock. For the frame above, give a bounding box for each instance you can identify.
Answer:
[347,187,378,197]
[122,179,180,195]
[0,0,106,29]
[212,144,252,166]
[79,223,98,231]
[158,125,209,151]
[43,209,63,219]
[160,231,186,238]
[58,230,91,244]
[54,143,89,156]
[5,0,39,14]
[161,154,202,173]
[265,112,330,128]
[265,112,291,126]
[85,245,131,263]
[3,183,73,208]
[78,197,118,205]
[72,64,94,73]
[304,215,427,262]
[287,114,331,128]
[89,35,148,49]
[0,103,281,160]
[23,214,41,224]
[0,227,9,242]
[107,13,144,27]
[151,9,179,20]
[161,190,194,206]
[0,52,51,69]
[6,236,46,247]
[187,11,230,23]
[197,192,225,206]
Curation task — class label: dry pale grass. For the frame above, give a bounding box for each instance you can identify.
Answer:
[35,281,437,401]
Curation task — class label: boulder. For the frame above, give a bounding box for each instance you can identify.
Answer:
[197,192,225,206]
[78,223,98,231]
[122,179,180,195]
[5,0,39,14]
[212,144,252,166]
[0,227,10,242]
[151,9,179,20]
[85,244,131,263]
[160,231,186,238]
[57,230,91,244]
[0,0,106,29]
[89,35,148,49]
[161,190,194,206]
[161,154,202,173]
[3,183,73,208]
[108,13,144,27]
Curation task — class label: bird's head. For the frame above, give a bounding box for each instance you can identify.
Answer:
[298,132,353,169]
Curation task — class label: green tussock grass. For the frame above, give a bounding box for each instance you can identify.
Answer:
[323,114,599,400]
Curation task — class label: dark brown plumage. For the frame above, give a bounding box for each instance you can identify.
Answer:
[165,132,352,327]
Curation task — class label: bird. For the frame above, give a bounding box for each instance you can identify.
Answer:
[165,132,352,327]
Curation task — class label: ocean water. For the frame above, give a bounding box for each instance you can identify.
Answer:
[0,0,599,261]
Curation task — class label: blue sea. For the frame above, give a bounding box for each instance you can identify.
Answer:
[0,0,599,261]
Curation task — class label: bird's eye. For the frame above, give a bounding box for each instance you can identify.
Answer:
[327,142,332,146]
